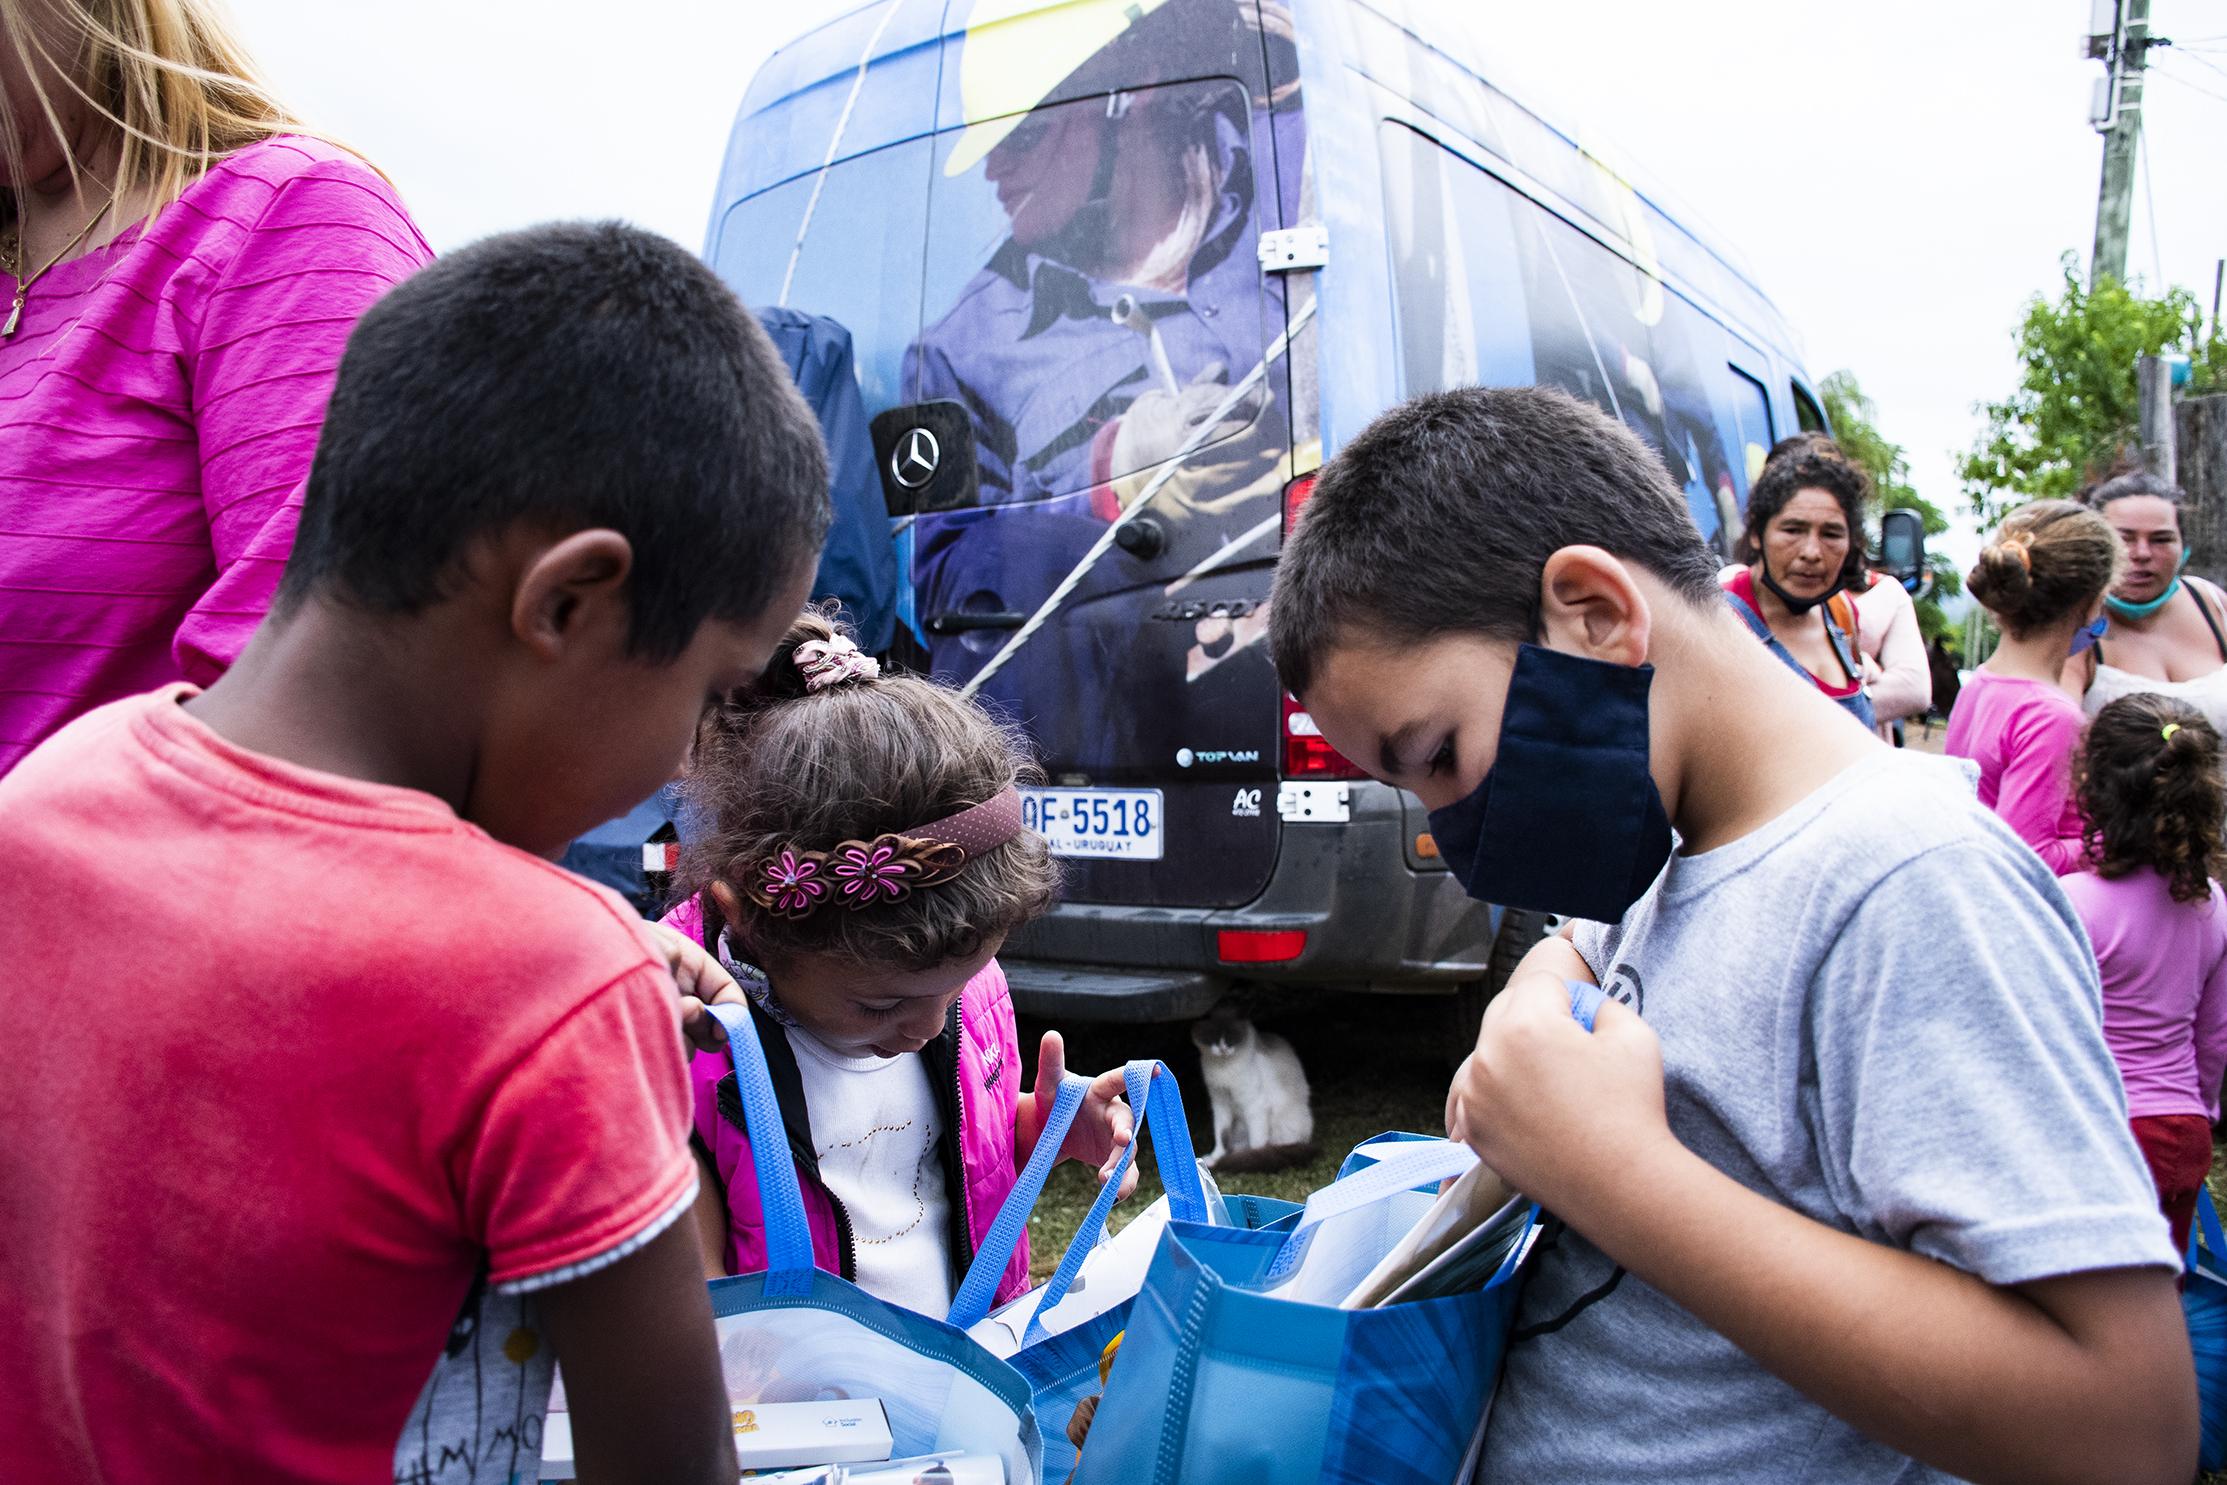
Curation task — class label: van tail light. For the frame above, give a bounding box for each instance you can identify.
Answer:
[1282,693,1366,780]
[1217,929,1308,964]
[1282,472,1318,534]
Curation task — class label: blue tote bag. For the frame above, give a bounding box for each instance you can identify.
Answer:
[1066,986,1606,1485]
[700,1003,1044,1482]
[2185,1185,2227,1471]
[945,1061,1302,1482]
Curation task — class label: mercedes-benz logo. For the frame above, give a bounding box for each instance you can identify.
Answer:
[891,427,941,490]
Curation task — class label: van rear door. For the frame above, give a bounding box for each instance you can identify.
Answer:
[876,1,1297,911]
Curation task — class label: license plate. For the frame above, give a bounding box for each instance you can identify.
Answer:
[1020,788,1165,861]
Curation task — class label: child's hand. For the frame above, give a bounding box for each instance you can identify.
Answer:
[644,920,747,1055]
[1029,1031,1138,1198]
[1444,971,1673,1218]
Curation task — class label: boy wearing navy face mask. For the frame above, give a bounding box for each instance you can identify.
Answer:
[1272,388,2193,1484]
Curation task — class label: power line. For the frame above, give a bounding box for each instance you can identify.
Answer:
[2151,62,2227,106]
[2161,44,2227,83]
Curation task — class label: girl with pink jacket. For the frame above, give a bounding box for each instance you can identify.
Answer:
[668,611,1135,1313]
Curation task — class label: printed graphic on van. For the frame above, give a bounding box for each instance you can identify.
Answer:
[705,0,1820,947]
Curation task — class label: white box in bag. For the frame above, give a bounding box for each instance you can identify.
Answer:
[732,1398,893,1469]
[541,1398,891,1479]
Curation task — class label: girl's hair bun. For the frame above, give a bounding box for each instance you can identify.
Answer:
[1966,500,2119,638]
[1969,534,2034,608]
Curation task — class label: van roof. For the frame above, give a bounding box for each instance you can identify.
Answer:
[717,0,1799,360]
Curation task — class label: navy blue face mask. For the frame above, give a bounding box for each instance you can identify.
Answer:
[1426,644,1675,923]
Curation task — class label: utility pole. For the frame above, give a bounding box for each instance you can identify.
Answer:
[2089,0,2153,289]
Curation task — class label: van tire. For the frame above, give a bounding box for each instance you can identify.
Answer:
[1443,908,1558,1068]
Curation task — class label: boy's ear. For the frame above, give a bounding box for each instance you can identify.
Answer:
[511,530,636,658]
[1536,545,1652,667]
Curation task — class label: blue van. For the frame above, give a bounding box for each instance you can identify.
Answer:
[702,0,1827,1046]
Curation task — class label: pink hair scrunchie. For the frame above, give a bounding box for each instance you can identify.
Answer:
[793,635,881,693]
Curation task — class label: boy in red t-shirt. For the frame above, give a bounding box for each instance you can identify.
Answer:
[0,224,829,1485]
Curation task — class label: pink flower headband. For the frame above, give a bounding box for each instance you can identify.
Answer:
[794,635,880,692]
[744,787,1026,919]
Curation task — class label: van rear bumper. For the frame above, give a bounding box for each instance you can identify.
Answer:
[1003,780,1501,1022]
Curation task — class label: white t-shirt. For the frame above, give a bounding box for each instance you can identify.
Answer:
[789,1028,955,1316]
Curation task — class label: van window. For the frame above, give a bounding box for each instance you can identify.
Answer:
[1726,365,1772,485]
[711,138,933,418]
[1793,381,1827,434]
[1377,121,1742,544]
[911,76,1272,507]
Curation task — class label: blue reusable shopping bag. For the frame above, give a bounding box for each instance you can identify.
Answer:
[1065,984,1607,1485]
[2185,1185,2227,1471]
[700,1004,1045,1482]
[944,1060,1298,1483]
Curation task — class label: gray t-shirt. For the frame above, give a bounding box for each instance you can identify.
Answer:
[1481,750,2175,1484]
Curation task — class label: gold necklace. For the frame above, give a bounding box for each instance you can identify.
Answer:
[4,191,117,340]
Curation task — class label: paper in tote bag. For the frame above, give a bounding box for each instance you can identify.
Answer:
[943,1061,1301,1484]
[2185,1185,2227,1470]
[700,1003,1044,1483]
[1067,985,1608,1485]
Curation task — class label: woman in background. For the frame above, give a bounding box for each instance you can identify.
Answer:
[2072,469,2227,735]
[0,0,430,774]
[1721,435,1876,728]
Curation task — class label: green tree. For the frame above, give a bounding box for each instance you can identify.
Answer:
[1818,369,1962,644]
[1960,255,2227,524]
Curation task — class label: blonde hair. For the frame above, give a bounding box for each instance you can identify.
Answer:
[1,0,313,234]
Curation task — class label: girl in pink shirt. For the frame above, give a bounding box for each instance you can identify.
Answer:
[0,1,430,774]
[2061,692,2227,1251]
[1945,500,2121,873]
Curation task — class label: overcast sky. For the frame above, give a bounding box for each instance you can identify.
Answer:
[230,0,2227,563]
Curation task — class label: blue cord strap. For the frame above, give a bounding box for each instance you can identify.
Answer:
[945,1072,1089,1330]
[707,1003,815,1292]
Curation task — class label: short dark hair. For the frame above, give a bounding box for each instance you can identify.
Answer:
[1271,386,1721,696]
[278,222,831,661]
[2084,468,2184,515]
[1741,435,1871,589]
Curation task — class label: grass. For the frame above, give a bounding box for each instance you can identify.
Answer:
[1013,991,1454,1282]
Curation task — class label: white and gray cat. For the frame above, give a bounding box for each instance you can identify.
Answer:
[1190,1004,1316,1173]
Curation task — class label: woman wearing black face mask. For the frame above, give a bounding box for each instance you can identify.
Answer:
[1721,437,1877,728]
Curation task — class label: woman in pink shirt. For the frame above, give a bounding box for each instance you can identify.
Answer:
[1945,500,2120,873]
[2061,692,2227,1251]
[1,0,430,774]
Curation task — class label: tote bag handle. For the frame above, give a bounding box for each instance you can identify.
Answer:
[945,1072,1091,1329]
[951,1060,1210,1341]
[1024,1061,1209,1345]
[706,1002,817,1292]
